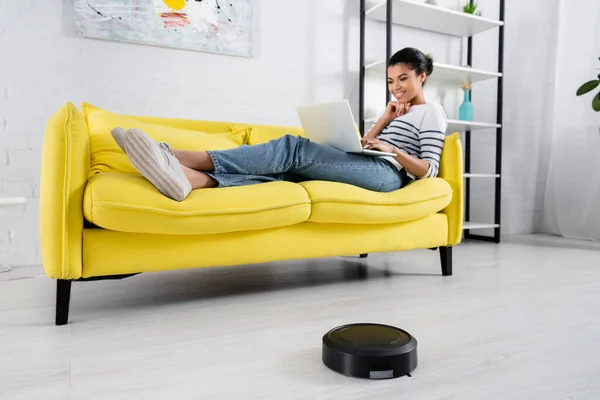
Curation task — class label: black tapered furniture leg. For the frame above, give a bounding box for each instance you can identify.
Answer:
[54,274,140,325]
[439,247,453,276]
[56,280,72,326]
[359,254,368,258]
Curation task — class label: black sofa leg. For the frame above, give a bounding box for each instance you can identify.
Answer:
[56,280,72,326]
[439,247,453,276]
[359,254,368,258]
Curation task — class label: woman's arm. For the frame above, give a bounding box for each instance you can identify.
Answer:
[363,104,448,179]
[362,118,389,142]
[362,138,430,177]
[391,149,430,177]
[361,102,411,144]
[416,106,447,178]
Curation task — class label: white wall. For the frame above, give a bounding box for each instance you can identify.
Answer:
[469,0,563,236]
[538,0,600,240]
[0,0,568,266]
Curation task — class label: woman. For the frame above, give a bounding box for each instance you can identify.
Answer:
[111,47,447,202]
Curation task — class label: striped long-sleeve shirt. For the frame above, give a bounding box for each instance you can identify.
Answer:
[371,103,447,179]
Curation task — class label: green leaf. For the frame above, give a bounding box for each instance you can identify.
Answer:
[593,93,600,112]
[463,2,477,13]
[577,80,600,96]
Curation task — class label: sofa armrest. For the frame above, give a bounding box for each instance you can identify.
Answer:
[39,103,90,279]
[439,132,464,246]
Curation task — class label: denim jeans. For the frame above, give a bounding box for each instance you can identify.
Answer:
[205,135,409,192]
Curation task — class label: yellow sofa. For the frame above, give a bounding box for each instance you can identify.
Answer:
[39,103,463,325]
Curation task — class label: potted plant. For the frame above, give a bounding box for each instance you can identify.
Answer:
[576,57,600,112]
[463,2,482,16]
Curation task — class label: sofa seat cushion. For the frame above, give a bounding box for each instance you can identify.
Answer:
[299,178,452,224]
[84,173,311,235]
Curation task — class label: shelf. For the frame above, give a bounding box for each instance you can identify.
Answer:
[364,117,500,134]
[447,120,501,132]
[431,63,502,84]
[463,222,500,230]
[464,173,500,178]
[365,60,502,84]
[365,0,504,37]
[0,197,27,206]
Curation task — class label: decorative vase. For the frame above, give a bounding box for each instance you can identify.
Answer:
[459,89,473,121]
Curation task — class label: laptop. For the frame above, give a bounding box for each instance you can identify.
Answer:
[296,100,396,157]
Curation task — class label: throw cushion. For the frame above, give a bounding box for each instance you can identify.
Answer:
[82,103,249,176]
[230,123,304,145]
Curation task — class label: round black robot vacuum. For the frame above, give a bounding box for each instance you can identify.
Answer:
[322,323,418,379]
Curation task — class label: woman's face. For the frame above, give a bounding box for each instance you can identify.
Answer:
[387,63,426,103]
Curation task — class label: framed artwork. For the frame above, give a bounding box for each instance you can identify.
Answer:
[73,0,253,57]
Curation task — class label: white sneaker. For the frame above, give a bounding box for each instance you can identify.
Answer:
[123,128,192,202]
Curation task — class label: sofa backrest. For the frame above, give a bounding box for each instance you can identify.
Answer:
[126,114,232,133]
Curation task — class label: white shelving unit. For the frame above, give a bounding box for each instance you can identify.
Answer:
[463,222,500,230]
[447,120,501,133]
[365,0,504,37]
[364,118,501,135]
[365,60,502,84]
[359,0,505,242]
[464,173,500,178]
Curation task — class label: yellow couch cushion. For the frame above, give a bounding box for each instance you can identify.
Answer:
[83,173,311,235]
[82,103,250,176]
[299,178,452,224]
[128,115,232,133]
[230,123,305,145]
[231,122,363,145]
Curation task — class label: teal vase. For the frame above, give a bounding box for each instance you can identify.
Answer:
[459,89,473,121]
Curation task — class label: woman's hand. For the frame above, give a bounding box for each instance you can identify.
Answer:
[360,102,410,146]
[362,138,396,154]
[382,101,411,124]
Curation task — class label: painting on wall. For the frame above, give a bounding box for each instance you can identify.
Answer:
[73,0,253,57]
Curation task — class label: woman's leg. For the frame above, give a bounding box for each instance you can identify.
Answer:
[171,149,214,171]
[202,134,403,192]
[182,165,283,190]
[169,135,403,191]
[122,129,403,201]
[181,165,217,190]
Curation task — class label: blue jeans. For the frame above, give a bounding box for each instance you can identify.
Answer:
[205,135,409,192]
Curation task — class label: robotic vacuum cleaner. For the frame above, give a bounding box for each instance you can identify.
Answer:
[322,323,418,379]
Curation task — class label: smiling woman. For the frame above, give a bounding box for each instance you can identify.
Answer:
[107,47,448,202]
[361,48,448,180]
